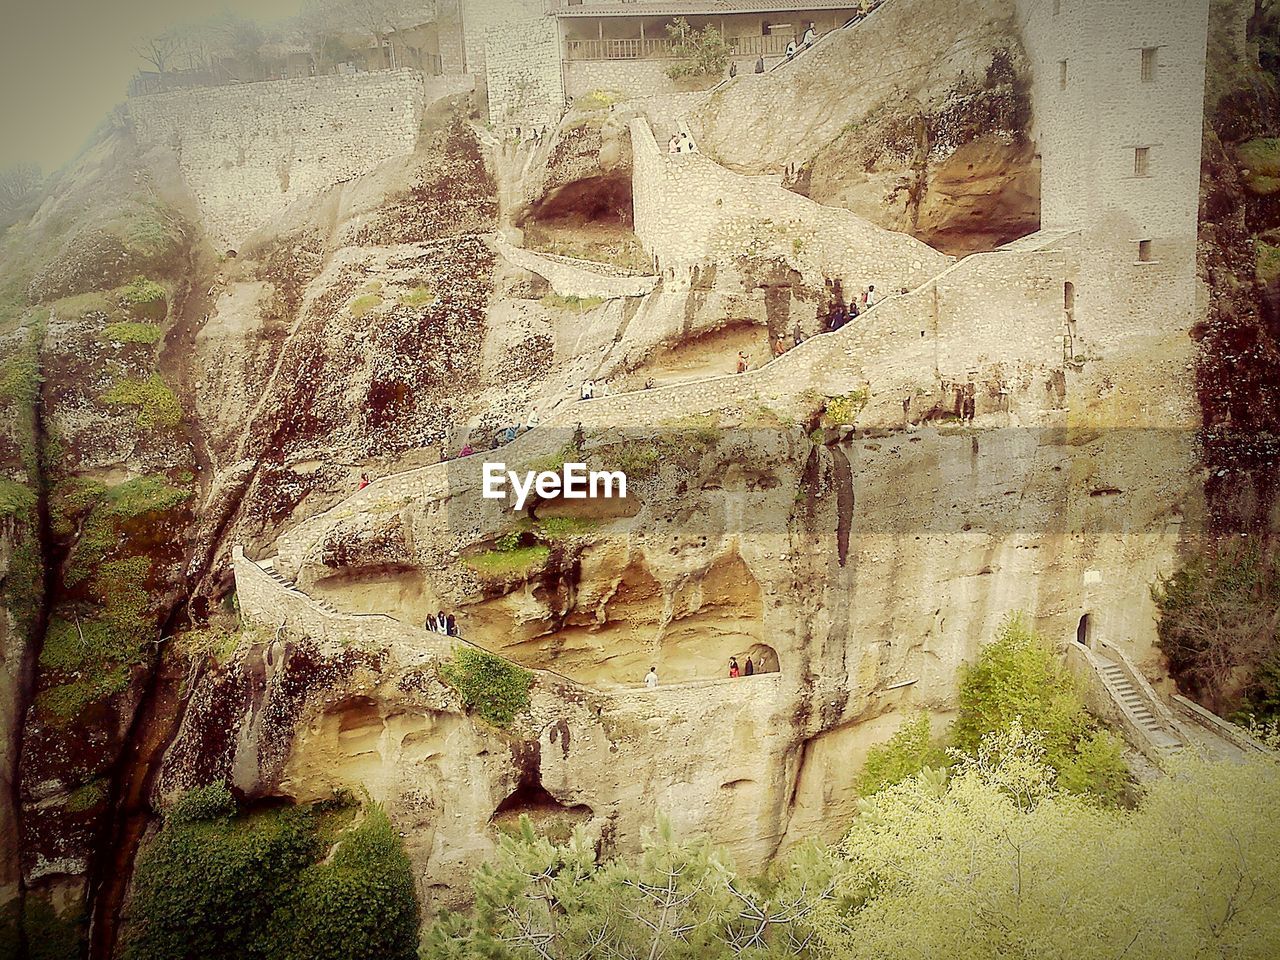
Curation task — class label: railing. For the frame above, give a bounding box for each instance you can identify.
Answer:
[566,37,675,60]
[729,34,795,57]
[566,33,796,61]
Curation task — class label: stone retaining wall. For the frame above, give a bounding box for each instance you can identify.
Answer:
[630,118,951,290]
[493,236,658,299]
[130,70,475,248]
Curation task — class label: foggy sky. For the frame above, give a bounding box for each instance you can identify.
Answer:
[0,0,306,174]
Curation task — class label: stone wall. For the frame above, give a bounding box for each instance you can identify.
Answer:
[129,70,474,249]
[461,0,549,76]
[274,244,1069,575]
[630,118,952,288]
[485,17,566,128]
[493,235,658,299]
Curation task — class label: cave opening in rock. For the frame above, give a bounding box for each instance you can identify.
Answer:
[517,171,648,271]
[490,773,593,841]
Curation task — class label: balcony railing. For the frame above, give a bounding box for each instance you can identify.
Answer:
[566,32,795,61]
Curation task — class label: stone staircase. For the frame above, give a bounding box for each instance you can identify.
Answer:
[1096,658,1184,752]
[258,557,341,617]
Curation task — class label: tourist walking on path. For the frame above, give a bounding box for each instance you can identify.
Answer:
[446,614,458,637]
[802,23,817,47]
[729,657,740,678]
[357,473,370,491]
[580,379,595,400]
[785,39,798,59]
[736,351,750,374]
[645,666,659,689]
[773,338,787,358]
[754,56,766,74]
[458,442,476,458]
[864,285,878,309]
[668,134,680,155]
[744,656,755,676]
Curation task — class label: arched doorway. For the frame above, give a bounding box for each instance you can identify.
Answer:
[1076,613,1092,647]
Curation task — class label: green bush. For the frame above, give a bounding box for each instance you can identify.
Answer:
[120,277,167,306]
[666,17,730,79]
[268,807,419,960]
[20,895,82,960]
[1152,542,1280,716]
[101,373,182,429]
[954,615,1128,801]
[166,782,236,826]
[103,321,164,344]
[858,713,948,796]
[439,646,533,727]
[823,390,871,427]
[125,791,416,960]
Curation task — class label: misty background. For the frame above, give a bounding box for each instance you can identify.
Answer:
[0,0,305,173]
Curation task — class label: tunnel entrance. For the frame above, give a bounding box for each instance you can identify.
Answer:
[1076,614,1092,647]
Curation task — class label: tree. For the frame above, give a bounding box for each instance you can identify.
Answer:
[134,32,181,74]
[666,18,731,80]
[857,712,947,796]
[421,817,840,959]
[814,741,1280,960]
[1152,542,1280,715]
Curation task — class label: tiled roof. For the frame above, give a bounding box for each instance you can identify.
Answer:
[552,1,859,17]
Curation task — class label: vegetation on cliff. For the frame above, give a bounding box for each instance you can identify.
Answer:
[860,616,1129,803]
[123,785,419,960]
[1153,543,1280,720]
[424,749,1280,960]
[439,646,534,728]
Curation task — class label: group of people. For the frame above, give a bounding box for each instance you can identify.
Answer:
[827,284,879,333]
[667,131,699,156]
[441,422,532,463]
[427,610,460,637]
[642,656,762,689]
[784,23,820,61]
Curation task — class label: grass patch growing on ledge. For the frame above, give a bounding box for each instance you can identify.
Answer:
[0,477,36,521]
[1238,138,1280,195]
[102,321,164,344]
[439,646,533,728]
[1258,241,1280,285]
[398,286,435,308]
[465,544,550,578]
[101,373,182,429]
[540,293,605,313]
[120,276,166,306]
[347,292,383,319]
